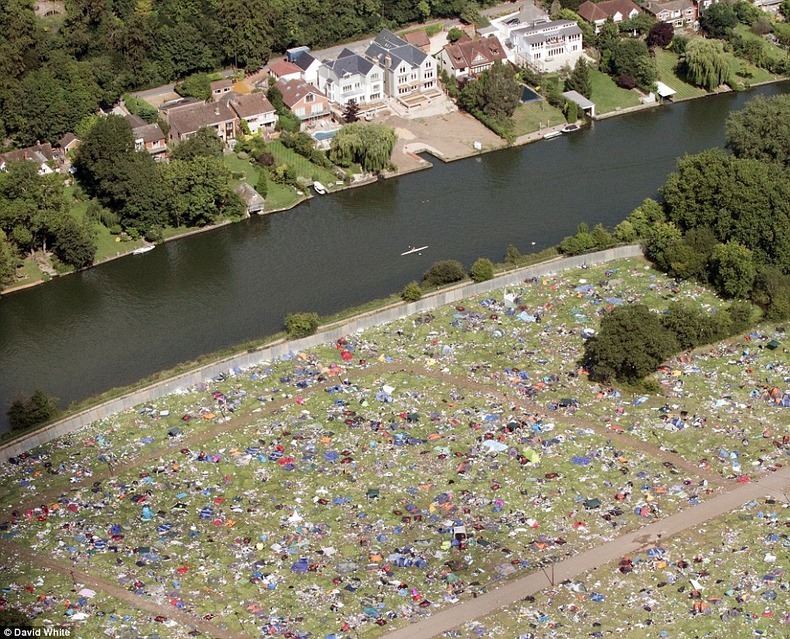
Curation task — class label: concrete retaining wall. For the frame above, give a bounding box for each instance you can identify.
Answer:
[1,245,643,459]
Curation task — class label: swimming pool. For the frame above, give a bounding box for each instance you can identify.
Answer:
[313,129,340,142]
[521,85,541,103]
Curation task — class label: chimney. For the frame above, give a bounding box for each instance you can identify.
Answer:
[215,105,220,116]
[384,54,392,68]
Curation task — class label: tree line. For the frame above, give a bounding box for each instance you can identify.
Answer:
[581,94,789,384]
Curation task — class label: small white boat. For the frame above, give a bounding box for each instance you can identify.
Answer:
[562,124,581,133]
[313,181,327,195]
[543,130,562,140]
[132,245,155,255]
[401,245,429,256]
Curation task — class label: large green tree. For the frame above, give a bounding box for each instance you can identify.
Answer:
[582,304,679,382]
[459,62,521,119]
[565,58,592,99]
[699,3,739,38]
[163,156,240,227]
[329,123,396,174]
[711,241,756,298]
[725,94,790,167]
[661,148,790,271]
[609,39,657,88]
[681,39,731,91]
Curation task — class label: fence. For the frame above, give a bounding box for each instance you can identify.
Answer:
[0,245,643,459]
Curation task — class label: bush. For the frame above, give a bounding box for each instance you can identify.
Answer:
[7,389,59,431]
[505,244,522,264]
[284,312,320,338]
[616,74,637,90]
[423,260,466,287]
[582,304,679,383]
[255,150,275,167]
[400,281,422,302]
[470,258,495,282]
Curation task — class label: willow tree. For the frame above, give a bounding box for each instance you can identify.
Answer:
[329,123,396,174]
[681,39,731,91]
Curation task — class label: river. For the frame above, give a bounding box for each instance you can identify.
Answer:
[0,83,787,430]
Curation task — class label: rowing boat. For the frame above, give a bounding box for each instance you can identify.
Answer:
[401,245,428,256]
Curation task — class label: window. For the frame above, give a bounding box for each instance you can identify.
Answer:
[296,107,305,116]
[306,93,314,102]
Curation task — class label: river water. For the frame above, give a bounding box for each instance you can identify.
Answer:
[0,83,787,430]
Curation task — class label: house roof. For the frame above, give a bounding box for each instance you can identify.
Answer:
[513,19,581,44]
[275,78,327,108]
[655,81,677,97]
[124,114,148,129]
[403,30,430,49]
[167,102,237,137]
[58,132,78,148]
[269,60,302,78]
[643,0,693,15]
[133,123,166,144]
[442,35,508,71]
[210,78,233,91]
[226,92,276,119]
[366,28,428,70]
[291,52,319,72]
[234,182,265,209]
[0,143,55,166]
[324,48,375,78]
[518,0,549,24]
[563,90,595,110]
[578,0,640,22]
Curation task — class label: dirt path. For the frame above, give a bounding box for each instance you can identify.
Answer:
[0,538,249,639]
[382,464,790,639]
[2,359,768,637]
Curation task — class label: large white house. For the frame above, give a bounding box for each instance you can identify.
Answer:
[365,29,438,99]
[510,19,583,73]
[317,48,384,106]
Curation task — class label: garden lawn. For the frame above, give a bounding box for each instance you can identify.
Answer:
[225,151,301,210]
[512,100,566,137]
[724,50,776,87]
[654,49,708,101]
[267,140,339,187]
[589,69,641,113]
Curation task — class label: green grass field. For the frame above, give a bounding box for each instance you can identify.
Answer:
[512,100,566,137]
[654,50,708,101]
[589,69,641,114]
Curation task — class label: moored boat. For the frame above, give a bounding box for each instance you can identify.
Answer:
[543,130,562,140]
[132,245,155,255]
[313,181,327,195]
[562,124,581,133]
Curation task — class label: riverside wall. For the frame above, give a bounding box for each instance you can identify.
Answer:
[0,244,643,459]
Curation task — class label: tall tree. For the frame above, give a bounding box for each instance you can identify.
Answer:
[329,123,396,174]
[582,305,679,382]
[646,22,674,49]
[610,38,657,88]
[699,3,738,38]
[725,94,790,167]
[681,39,731,91]
[565,58,592,99]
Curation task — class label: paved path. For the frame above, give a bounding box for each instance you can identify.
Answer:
[382,464,790,639]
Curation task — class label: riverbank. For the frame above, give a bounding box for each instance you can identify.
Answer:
[2,78,785,297]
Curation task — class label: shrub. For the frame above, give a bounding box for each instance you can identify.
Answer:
[470,258,495,282]
[505,244,522,264]
[284,312,320,338]
[616,74,637,90]
[255,150,275,167]
[7,389,59,431]
[400,281,422,302]
[423,260,466,287]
